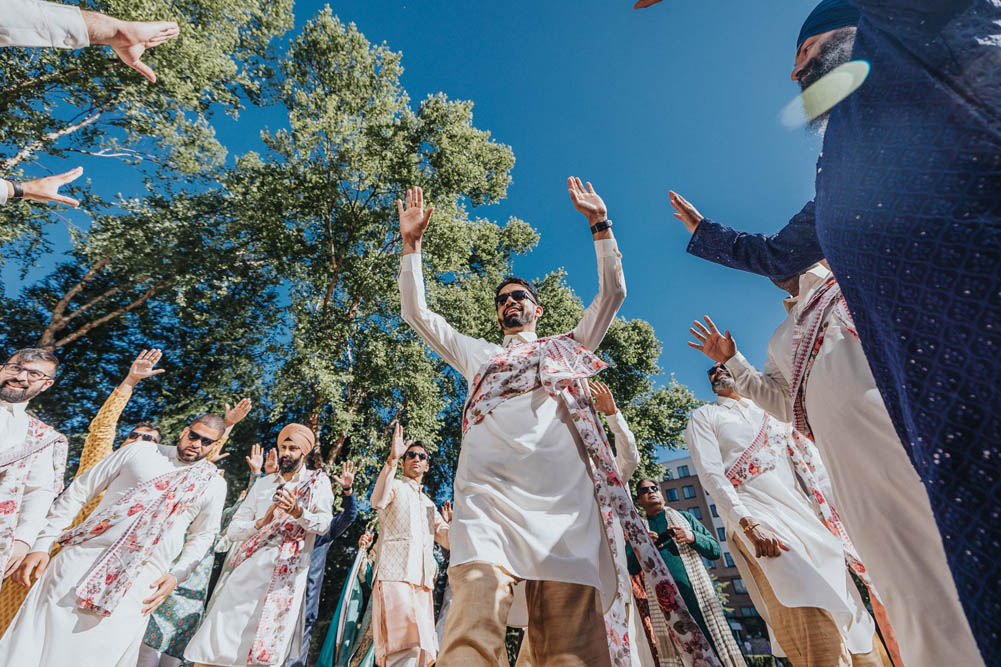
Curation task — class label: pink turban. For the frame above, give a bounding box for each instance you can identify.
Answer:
[277,423,315,454]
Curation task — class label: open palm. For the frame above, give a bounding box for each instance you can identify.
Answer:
[687,316,737,364]
[397,187,433,245]
[568,177,606,223]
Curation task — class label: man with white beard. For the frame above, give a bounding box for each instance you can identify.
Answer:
[0,348,67,589]
[685,267,982,666]
[685,362,889,667]
[0,412,227,666]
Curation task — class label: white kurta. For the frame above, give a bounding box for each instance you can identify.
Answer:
[0,442,226,667]
[725,266,983,667]
[184,468,334,666]
[0,400,56,549]
[399,239,626,621]
[685,397,875,656]
[0,0,89,49]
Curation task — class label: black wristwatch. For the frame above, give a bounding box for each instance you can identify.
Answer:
[590,218,612,234]
[7,179,23,201]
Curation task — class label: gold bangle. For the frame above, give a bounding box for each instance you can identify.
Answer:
[742,521,760,533]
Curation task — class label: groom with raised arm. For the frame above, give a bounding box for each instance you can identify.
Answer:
[397,180,627,666]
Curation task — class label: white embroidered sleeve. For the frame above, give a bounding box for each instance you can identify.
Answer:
[226,478,263,542]
[295,475,334,534]
[571,239,627,352]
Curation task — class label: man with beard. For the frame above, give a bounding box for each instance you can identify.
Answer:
[685,362,889,667]
[662,1,1001,660]
[0,348,67,590]
[686,269,981,666]
[185,424,333,667]
[368,424,451,667]
[399,183,720,667]
[0,412,227,666]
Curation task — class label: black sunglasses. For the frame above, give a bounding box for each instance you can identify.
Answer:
[404,450,428,461]
[494,290,536,308]
[637,485,660,496]
[127,431,159,443]
[186,430,217,446]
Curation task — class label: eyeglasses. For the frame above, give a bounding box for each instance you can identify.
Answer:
[186,430,217,447]
[127,431,159,443]
[637,485,659,496]
[404,451,428,462]
[494,290,536,308]
[1,363,52,382]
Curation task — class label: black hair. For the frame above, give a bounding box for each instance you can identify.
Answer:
[635,478,660,497]
[707,362,727,379]
[495,276,539,304]
[8,348,59,373]
[406,441,429,456]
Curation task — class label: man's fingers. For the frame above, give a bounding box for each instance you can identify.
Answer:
[50,194,80,207]
[703,315,720,335]
[779,540,791,551]
[129,58,157,83]
[150,368,166,375]
[57,166,84,184]
[689,326,707,342]
[214,452,230,461]
[686,341,705,351]
[396,199,404,218]
[585,181,594,194]
[421,207,433,226]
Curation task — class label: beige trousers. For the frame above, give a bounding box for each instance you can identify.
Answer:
[733,537,891,667]
[437,561,611,667]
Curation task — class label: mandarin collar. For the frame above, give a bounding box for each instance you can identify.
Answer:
[0,400,27,416]
[783,265,833,314]
[503,330,538,347]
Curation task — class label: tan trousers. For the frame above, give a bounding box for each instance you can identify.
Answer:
[437,561,611,667]
[733,537,891,667]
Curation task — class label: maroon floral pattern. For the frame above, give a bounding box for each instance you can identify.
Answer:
[0,418,66,595]
[461,334,722,667]
[232,470,327,666]
[57,459,217,617]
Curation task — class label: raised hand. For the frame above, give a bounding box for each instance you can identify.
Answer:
[264,448,279,475]
[398,186,434,253]
[82,12,180,83]
[440,500,453,524]
[141,573,177,615]
[358,532,373,550]
[388,422,408,463]
[206,443,230,464]
[246,443,264,476]
[331,460,356,490]
[668,191,703,234]
[17,167,84,207]
[225,397,252,428]
[588,380,617,416]
[124,348,166,387]
[687,315,737,364]
[567,177,607,225]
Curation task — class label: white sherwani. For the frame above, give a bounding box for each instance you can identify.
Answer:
[0,400,56,551]
[607,411,655,667]
[184,468,334,666]
[0,0,89,49]
[725,265,983,666]
[0,443,226,667]
[685,397,876,656]
[399,239,626,622]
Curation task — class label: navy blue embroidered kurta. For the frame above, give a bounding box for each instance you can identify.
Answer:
[687,1,1001,661]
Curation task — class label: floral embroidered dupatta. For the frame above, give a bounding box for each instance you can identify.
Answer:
[463,333,722,667]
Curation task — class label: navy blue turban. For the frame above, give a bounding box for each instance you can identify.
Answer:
[797,0,861,48]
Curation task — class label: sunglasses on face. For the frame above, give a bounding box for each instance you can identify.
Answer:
[1,363,52,382]
[494,290,536,308]
[186,430,217,447]
[127,431,159,443]
[637,485,659,496]
[404,451,428,462]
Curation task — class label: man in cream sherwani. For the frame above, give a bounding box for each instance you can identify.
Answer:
[687,266,981,667]
[397,179,626,667]
[684,364,888,667]
[186,424,333,667]
[0,412,227,667]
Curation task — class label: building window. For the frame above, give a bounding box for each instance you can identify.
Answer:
[732,578,747,594]
[724,552,735,568]
[717,527,726,541]
[702,557,715,569]
[689,506,702,520]
[682,485,696,499]
[677,464,690,478]
[741,606,757,618]
[664,469,673,480]
[710,504,718,518]
[666,488,679,501]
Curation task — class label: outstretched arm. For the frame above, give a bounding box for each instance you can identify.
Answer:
[398,186,480,376]
[568,178,627,351]
[2,169,84,208]
[370,423,406,510]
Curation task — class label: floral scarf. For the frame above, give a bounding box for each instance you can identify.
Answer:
[789,276,858,439]
[231,469,326,666]
[58,458,216,616]
[463,333,722,667]
[0,417,67,593]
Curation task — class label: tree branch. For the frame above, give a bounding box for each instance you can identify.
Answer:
[48,281,167,349]
[3,106,108,170]
[37,257,111,347]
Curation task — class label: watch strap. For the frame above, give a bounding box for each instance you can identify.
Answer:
[590,218,612,234]
[8,179,23,201]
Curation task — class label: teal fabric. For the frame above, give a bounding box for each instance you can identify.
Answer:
[318,555,374,667]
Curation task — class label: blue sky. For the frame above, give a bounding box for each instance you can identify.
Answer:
[7,0,823,425]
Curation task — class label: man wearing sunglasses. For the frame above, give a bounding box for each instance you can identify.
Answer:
[367,423,451,667]
[0,348,67,594]
[398,178,626,667]
[1,410,228,667]
[683,362,889,666]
